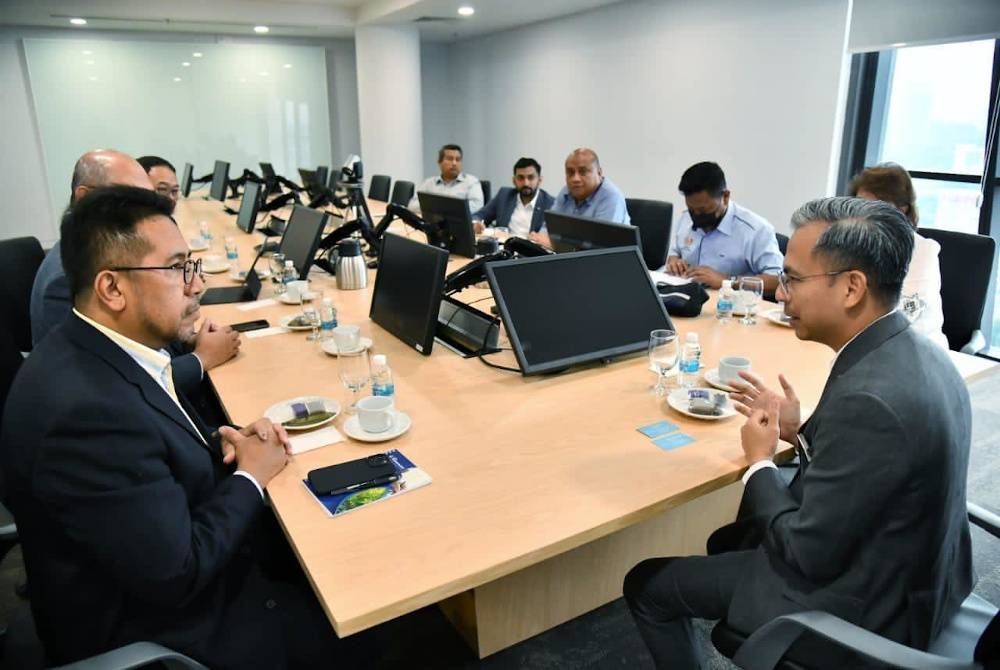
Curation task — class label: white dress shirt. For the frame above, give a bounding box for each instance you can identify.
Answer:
[508,191,540,237]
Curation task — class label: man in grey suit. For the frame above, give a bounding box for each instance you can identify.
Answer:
[472,157,555,244]
[624,196,973,668]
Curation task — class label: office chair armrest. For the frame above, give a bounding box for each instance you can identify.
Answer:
[50,641,209,670]
[969,501,1000,539]
[960,330,986,355]
[732,611,979,670]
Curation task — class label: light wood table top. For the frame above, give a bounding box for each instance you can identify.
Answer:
[175,197,998,638]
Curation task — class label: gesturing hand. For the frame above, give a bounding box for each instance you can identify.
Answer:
[729,371,801,445]
[740,395,780,465]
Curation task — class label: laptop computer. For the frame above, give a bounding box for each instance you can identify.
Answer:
[199,245,266,305]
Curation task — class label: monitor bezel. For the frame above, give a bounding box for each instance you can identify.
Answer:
[417,192,477,258]
[543,210,641,253]
[485,247,672,375]
[235,179,263,234]
[278,204,329,280]
[208,160,230,202]
[369,232,449,356]
[180,162,193,198]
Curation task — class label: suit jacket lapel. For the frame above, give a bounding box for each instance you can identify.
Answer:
[66,315,217,457]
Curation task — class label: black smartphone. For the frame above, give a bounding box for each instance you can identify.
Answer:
[230,319,270,333]
[307,454,399,496]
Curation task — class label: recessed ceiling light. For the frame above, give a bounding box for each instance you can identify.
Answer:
[891,42,907,48]
[82,50,92,55]
[457,6,474,16]
[173,77,182,82]
[70,18,87,26]
[254,25,269,34]
[192,52,203,58]
[85,60,94,65]
[182,62,191,67]
[283,63,292,69]
[88,75,98,81]
[258,71,269,77]
[239,77,247,83]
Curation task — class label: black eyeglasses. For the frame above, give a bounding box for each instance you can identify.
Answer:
[109,258,204,285]
[777,269,853,294]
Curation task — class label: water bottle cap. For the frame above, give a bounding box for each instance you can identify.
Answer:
[685,332,699,343]
[721,279,732,290]
[322,297,334,306]
[372,354,387,366]
[284,260,294,267]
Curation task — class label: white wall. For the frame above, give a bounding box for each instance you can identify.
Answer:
[427,0,852,233]
[850,0,1000,52]
[0,27,360,246]
[420,42,456,182]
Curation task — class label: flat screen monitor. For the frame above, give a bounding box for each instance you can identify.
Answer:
[298,167,318,191]
[315,166,329,189]
[370,233,448,356]
[417,192,477,258]
[486,247,673,375]
[278,205,328,280]
[259,162,281,195]
[180,162,193,198]
[235,179,262,234]
[544,211,641,253]
[209,160,230,201]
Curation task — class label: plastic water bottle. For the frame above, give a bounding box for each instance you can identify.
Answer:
[281,259,298,291]
[370,354,395,397]
[319,298,338,339]
[717,279,735,322]
[679,333,702,388]
[224,237,240,279]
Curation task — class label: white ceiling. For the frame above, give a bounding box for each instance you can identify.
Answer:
[0,0,628,41]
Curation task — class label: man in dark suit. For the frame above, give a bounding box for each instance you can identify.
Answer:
[2,186,349,668]
[623,196,973,668]
[473,157,554,244]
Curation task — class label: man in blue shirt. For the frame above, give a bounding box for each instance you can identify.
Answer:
[551,148,630,224]
[665,162,782,292]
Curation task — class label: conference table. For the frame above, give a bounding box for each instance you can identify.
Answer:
[175,195,998,658]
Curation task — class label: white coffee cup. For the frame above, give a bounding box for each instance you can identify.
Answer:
[286,280,310,302]
[332,325,361,352]
[718,356,752,385]
[356,395,395,433]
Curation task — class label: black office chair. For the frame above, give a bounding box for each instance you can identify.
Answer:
[625,198,674,271]
[480,179,492,205]
[775,232,789,256]
[916,228,996,354]
[711,502,1000,670]
[390,180,415,207]
[0,237,45,352]
[368,174,391,202]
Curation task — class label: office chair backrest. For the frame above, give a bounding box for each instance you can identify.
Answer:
[625,198,674,271]
[390,180,415,207]
[0,237,45,352]
[776,232,789,256]
[368,175,391,202]
[917,228,996,352]
[480,179,492,204]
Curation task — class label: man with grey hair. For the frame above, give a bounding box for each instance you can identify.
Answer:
[624,197,972,668]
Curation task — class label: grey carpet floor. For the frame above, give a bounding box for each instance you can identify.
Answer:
[2,368,997,669]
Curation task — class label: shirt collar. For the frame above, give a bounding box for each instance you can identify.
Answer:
[830,309,898,369]
[435,173,466,186]
[517,190,540,210]
[72,308,173,379]
[565,178,605,207]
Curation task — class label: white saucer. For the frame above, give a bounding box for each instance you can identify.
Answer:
[702,368,736,392]
[264,395,341,431]
[188,238,209,252]
[280,314,315,331]
[321,337,374,356]
[343,412,411,442]
[764,308,792,327]
[278,291,319,305]
[201,256,230,273]
[666,387,737,420]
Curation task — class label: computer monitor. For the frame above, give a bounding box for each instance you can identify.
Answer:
[235,179,263,234]
[180,163,193,198]
[315,166,329,189]
[370,233,449,356]
[259,162,282,195]
[543,211,641,253]
[209,160,230,201]
[278,205,329,280]
[417,192,477,258]
[485,247,673,375]
[298,167,318,191]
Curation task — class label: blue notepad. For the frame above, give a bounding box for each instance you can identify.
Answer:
[637,420,678,439]
[653,433,696,451]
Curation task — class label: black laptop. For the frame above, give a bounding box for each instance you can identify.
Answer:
[200,246,266,305]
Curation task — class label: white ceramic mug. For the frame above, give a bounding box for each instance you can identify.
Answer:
[356,395,395,433]
[332,325,361,352]
[718,356,752,385]
[286,280,310,302]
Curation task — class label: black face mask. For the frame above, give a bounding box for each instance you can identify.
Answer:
[690,211,723,230]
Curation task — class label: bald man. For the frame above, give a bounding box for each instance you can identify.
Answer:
[550,148,630,224]
[29,149,240,395]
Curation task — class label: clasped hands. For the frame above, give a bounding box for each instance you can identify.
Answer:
[728,372,801,465]
[218,419,293,488]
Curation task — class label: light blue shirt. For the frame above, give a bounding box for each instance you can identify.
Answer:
[552,178,630,225]
[669,201,782,277]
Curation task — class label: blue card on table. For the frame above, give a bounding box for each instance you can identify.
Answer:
[653,433,696,451]
[637,420,679,439]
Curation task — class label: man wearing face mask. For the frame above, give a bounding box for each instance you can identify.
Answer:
[665,162,782,292]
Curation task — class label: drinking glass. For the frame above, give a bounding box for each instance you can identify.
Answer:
[269,252,286,292]
[338,349,371,413]
[648,329,678,397]
[739,277,764,325]
[302,306,321,342]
